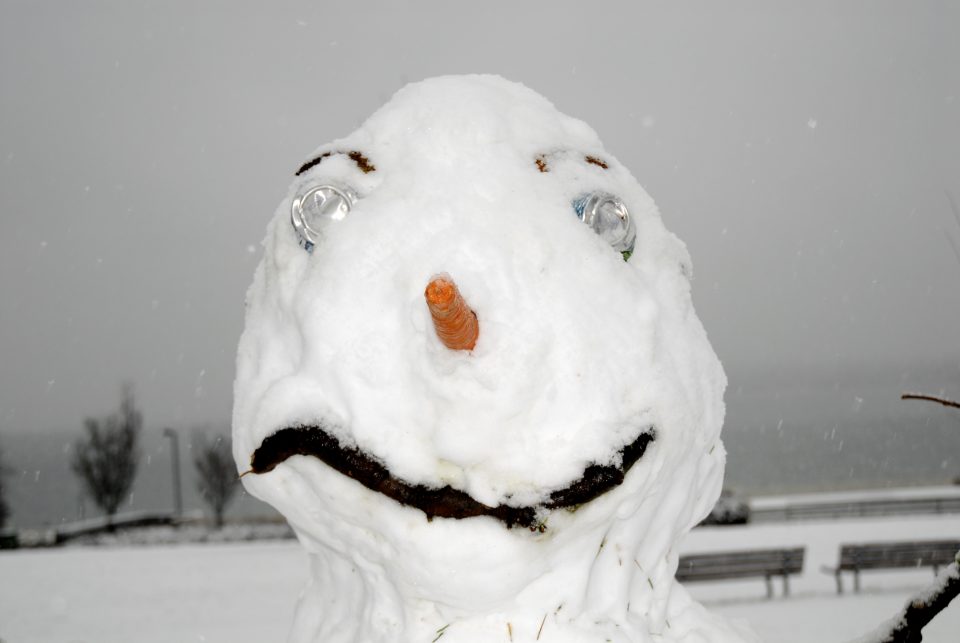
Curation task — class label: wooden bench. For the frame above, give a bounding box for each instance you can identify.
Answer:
[825,540,960,594]
[0,529,18,550]
[676,547,805,598]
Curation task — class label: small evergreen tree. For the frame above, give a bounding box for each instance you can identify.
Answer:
[71,386,142,526]
[194,433,239,528]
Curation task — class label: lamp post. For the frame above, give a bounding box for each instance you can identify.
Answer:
[162,427,182,522]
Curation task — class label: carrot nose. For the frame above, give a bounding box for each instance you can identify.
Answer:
[425,275,479,351]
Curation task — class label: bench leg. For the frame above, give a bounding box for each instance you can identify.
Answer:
[854,569,860,593]
[835,571,843,595]
[783,573,790,597]
[765,574,773,599]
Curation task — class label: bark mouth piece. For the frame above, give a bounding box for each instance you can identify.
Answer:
[249,425,655,530]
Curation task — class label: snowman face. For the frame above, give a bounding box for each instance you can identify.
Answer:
[232,77,725,592]
[245,146,658,531]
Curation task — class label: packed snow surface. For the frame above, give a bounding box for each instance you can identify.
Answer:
[4,515,959,642]
[233,75,738,642]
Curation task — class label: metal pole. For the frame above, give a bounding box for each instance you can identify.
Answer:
[162,428,182,522]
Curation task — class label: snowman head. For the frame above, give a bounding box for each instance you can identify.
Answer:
[233,75,727,635]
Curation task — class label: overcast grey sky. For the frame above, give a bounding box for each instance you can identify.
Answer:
[2,1,958,439]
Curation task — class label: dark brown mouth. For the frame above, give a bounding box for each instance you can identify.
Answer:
[250,425,655,531]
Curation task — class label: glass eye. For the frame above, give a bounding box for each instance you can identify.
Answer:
[290,184,358,252]
[572,192,636,258]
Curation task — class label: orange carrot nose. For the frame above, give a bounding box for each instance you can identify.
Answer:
[425,275,479,351]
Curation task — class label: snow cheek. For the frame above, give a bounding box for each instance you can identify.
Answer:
[336,330,398,390]
[392,523,549,611]
[688,441,726,528]
[258,458,569,611]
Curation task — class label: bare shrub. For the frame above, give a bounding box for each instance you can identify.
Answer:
[194,433,239,528]
[71,386,142,525]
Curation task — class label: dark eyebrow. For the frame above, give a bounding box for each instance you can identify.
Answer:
[296,150,376,176]
[584,155,609,169]
[533,152,610,173]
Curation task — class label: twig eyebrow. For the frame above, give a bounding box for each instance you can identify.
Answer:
[533,152,610,173]
[584,155,609,169]
[295,152,331,176]
[296,150,376,176]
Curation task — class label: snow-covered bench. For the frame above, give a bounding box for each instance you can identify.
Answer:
[676,547,805,598]
[826,539,960,594]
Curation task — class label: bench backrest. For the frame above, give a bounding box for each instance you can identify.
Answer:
[838,540,960,571]
[677,547,805,581]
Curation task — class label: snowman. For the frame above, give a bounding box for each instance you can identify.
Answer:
[233,75,757,643]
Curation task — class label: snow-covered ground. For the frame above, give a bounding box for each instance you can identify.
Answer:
[0,540,304,643]
[682,514,960,642]
[0,514,957,643]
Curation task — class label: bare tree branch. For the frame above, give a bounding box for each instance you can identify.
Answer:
[858,552,960,643]
[900,393,960,410]
[71,385,142,524]
[194,433,239,528]
[860,385,960,639]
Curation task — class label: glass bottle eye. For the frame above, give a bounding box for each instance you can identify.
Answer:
[572,192,636,258]
[290,184,358,252]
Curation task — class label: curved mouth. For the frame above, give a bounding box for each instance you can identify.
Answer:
[249,425,655,531]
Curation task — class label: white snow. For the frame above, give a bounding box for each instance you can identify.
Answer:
[232,75,730,641]
[1,516,957,642]
[680,514,960,642]
[0,541,302,643]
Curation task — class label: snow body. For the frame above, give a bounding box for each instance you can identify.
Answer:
[233,75,754,642]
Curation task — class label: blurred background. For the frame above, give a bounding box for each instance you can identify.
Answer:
[1,0,958,530]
